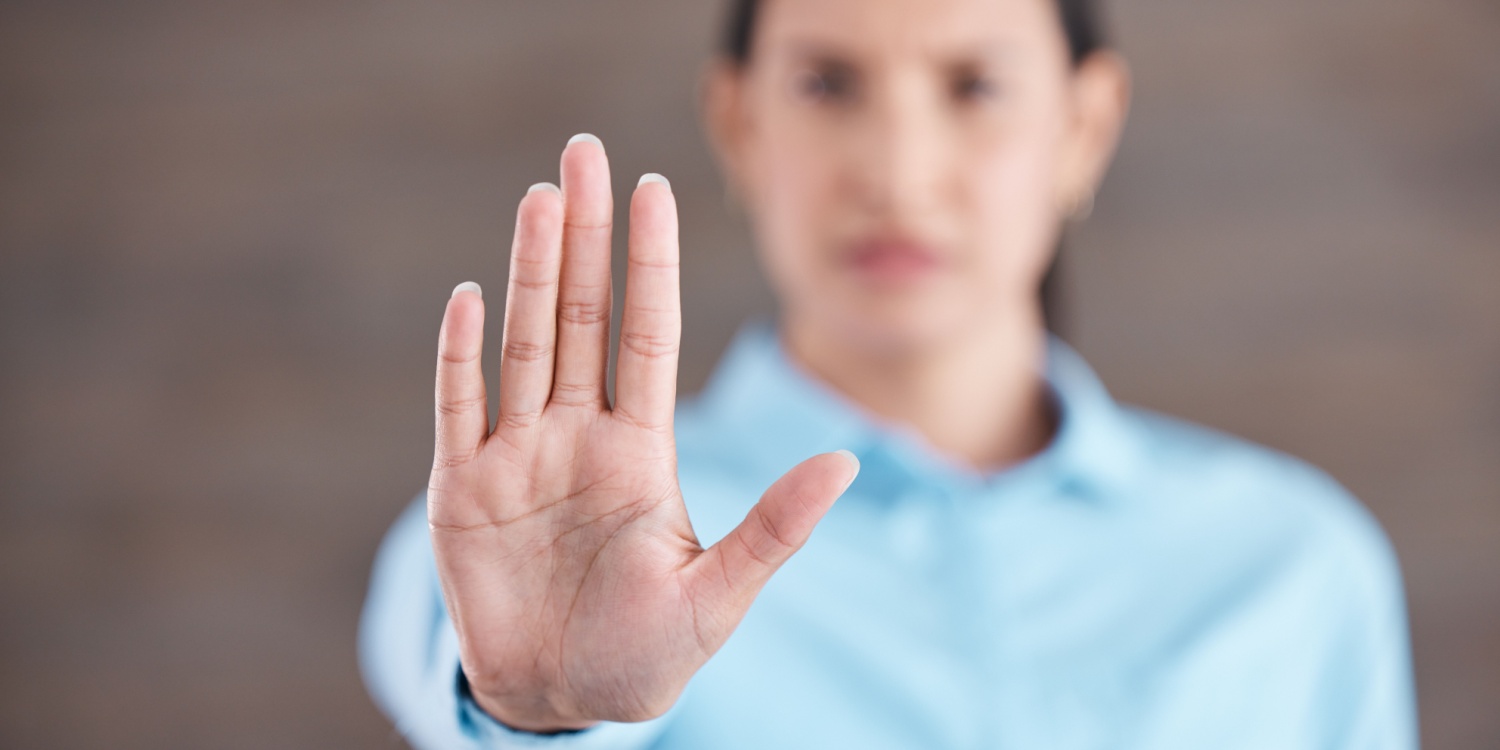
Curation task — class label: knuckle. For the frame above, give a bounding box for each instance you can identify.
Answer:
[431,446,477,470]
[619,330,679,359]
[436,401,486,427]
[511,252,553,271]
[557,298,611,326]
[496,408,544,430]
[549,380,601,407]
[734,528,775,569]
[436,392,486,418]
[730,506,796,571]
[627,255,678,271]
[438,346,480,367]
[502,338,554,363]
[564,217,612,233]
[510,275,557,292]
[754,505,794,552]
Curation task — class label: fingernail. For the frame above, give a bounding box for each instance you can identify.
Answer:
[568,133,603,149]
[528,182,560,195]
[638,173,670,190]
[834,449,860,490]
[452,281,482,299]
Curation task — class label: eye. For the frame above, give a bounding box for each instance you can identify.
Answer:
[792,63,857,104]
[951,70,1000,103]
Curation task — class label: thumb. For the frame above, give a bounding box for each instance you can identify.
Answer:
[687,450,860,614]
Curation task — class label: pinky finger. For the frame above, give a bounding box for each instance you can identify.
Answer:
[434,282,489,468]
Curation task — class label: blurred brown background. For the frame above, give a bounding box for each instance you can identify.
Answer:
[1,0,1496,747]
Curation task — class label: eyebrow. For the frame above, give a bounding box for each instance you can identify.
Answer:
[775,40,857,64]
[775,38,1021,66]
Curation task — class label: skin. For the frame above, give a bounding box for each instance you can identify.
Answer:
[429,0,1129,733]
[707,0,1130,468]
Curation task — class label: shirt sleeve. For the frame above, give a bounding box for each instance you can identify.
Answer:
[357,494,676,750]
[1320,493,1420,750]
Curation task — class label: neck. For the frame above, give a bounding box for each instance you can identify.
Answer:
[781,310,1058,472]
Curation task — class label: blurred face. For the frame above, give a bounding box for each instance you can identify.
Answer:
[709,0,1125,354]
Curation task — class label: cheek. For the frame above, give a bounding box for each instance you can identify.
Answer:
[966,129,1065,293]
[747,126,841,294]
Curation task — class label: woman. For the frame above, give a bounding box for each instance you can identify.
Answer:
[360,0,1417,747]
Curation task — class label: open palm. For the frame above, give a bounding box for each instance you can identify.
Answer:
[426,135,859,732]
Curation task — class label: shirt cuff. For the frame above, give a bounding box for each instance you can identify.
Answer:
[450,653,674,749]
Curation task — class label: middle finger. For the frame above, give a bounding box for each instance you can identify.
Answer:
[551,133,614,409]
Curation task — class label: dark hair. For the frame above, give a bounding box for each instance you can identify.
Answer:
[719,0,1108,335]
[723,0,1107,68]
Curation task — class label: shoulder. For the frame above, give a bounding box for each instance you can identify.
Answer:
[1109,408,1416,740]
[1115,405,1403,603]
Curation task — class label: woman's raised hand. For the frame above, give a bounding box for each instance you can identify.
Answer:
[426,135,860,732]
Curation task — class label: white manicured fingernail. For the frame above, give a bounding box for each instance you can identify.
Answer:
[638,173,670,190]
[835,449,860,490]
[452,281,482,299]
[528,182,560,195]
[568,133,603,149]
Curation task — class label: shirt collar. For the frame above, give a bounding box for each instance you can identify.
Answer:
[689,319,1141,502]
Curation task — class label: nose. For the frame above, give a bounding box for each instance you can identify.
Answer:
[847,71,949,221]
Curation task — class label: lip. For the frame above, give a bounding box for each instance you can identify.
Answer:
[844,237,945,284]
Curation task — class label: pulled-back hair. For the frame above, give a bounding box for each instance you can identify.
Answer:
[722,0,1108,67]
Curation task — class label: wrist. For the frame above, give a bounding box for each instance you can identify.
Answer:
[460,669,600,734]
[477,694,600,735]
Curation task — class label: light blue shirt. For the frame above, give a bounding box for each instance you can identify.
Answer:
[360,322,1417,749]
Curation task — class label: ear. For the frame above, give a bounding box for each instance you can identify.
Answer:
[1057,51,1131,218]
[699,59,753,206]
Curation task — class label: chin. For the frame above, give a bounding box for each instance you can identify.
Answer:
[814,289,976,358]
